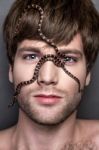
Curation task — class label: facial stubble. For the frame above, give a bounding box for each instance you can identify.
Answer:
[17,89,82,126]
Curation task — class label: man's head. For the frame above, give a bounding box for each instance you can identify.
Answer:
[3,0,99,125]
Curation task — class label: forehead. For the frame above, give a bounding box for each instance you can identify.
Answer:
[17,34,83,52]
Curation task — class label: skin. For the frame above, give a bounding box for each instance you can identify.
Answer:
[0,34,99,150]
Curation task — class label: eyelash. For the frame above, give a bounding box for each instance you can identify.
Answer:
[62,56,78,64]
[22,53,40,61]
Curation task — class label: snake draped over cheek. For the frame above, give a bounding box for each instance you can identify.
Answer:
[9,4,82,107]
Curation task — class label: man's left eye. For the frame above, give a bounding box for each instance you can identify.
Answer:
[63,56,78,64]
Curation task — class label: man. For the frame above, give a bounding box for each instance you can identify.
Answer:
[0,0,99,149]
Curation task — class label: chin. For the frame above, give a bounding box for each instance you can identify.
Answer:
[23,106,76,126]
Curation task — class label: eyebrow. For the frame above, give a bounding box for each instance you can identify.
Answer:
[59,49,83,57]
[17,46,83,57]
[17,47,41,53]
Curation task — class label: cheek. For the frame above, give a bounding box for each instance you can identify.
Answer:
[59,65,87,92]
[75,65,87,87]
[13,62,36,85]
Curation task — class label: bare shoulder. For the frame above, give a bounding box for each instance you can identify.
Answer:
[77,119,99,148]
[0,126,16,150]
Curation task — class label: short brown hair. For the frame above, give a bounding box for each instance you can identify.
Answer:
[3,0,99,71]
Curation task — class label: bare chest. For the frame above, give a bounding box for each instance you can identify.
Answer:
[61,141,97,150]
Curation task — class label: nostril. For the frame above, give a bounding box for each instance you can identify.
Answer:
[37,78,57,86]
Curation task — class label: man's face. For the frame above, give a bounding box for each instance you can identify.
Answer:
[9,34,90,125]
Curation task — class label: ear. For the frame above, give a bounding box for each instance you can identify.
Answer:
[85,72,91,86]
[9,65,13,83]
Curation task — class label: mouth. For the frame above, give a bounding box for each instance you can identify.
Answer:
[34,94,62,105]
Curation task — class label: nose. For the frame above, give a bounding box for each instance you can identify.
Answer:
[37,61,58,86]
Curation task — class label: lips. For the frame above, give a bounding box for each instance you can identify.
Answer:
[34,94,62,105]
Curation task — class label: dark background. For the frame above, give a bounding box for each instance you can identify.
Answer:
[0,0,99,130]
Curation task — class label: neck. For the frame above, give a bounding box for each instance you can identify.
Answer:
[14,110,79,150]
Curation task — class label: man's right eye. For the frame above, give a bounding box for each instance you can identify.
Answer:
[22,53,39,61]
